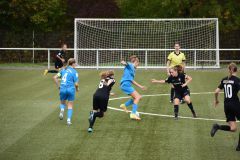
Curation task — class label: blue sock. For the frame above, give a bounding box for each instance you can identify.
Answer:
[125,99,133,107]
[59,104,66,110]
[132,103,138,114]
[67,109,73,120]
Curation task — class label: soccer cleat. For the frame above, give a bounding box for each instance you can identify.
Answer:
[59,110,64,120]
[236,145,240,151]
[88,128,93,133]
[120,104,129,113]
[192,112,197,118]
[130,113,141,120]
[67,120,72,126]
[180,100,185,104]
[43,69,48,76]
[210,123,219,137]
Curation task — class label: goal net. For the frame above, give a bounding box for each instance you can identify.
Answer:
[74,18,219,69]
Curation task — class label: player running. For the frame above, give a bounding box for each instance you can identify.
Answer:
[44,43,67,75]
[120,55,146,120]
[210,63,240,151]
[88,70,115,133]
[167,42,186,103]
[151,65,196,120]
[53,58,79,126]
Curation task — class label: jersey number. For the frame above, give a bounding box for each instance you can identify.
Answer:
[62,73,68,83]
[224,84,232,98]
[99,80,104,88]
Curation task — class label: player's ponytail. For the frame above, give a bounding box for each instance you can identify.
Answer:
[228,63,237,79]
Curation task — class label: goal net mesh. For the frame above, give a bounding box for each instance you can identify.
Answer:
[74,19,218,68]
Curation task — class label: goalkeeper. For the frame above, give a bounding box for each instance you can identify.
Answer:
[166,42,186,103]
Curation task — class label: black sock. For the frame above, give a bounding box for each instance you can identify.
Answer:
[219,125,231,131]
[174,105,179,117]
[187,103,195,114]
[89,112,104,128]
[170,88,174,101]
[48,70,58,73]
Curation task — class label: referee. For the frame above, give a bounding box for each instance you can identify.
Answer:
[43,43,67,75]
[167,42,186,103]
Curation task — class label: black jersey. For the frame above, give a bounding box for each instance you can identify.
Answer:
[94,77,115,98]
[218,75,240,102]
[165,73,188,91]
[56,50,65,63]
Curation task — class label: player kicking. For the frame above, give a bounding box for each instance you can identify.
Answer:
[210,63,240,151]
[120,55,146,120]
[44,43,67,75]
[53,58,79,126]
[151,65,196,120]
[88,70,115,133]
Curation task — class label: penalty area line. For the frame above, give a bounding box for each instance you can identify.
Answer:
[108,91,228,122]
[109,91,223,101]
[108,106,227,122]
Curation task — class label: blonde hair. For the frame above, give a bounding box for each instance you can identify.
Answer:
[129,55,139,63]
[107,70,114,77]
[228,63,237,78]
[67,58,76,67]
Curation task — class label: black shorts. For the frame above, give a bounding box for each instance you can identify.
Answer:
[55,61,63,69]
[174,88,190,100]
[93,94,109,112]
[224,101,240,122]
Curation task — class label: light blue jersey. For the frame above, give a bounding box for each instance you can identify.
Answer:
[120,62,135,84]
[59,66,79,101]
[59,67,78,88]
[120,62,135,95]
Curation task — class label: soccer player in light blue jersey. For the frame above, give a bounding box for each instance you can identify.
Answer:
[120,55,146,120]
[53,58,79,126]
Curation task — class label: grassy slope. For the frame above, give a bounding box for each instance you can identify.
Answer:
[0,69,239,160]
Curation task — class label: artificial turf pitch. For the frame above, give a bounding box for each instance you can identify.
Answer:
[0,69,239,160]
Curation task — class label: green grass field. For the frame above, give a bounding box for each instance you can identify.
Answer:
[0,68,239,160]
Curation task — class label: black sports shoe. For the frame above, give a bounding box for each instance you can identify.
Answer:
[236,145,240,151]
[174,114,178,120]
[210,123,219,137]
[192,112,197,118]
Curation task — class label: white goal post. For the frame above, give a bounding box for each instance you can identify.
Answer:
[74,18,219,69]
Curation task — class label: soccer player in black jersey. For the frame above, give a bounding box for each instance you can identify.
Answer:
[43,43,67,75]
[210,63,240,151]
[151,65,196,119]
[88,70,115,133]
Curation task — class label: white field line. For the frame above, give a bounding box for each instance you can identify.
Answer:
[108,91,232,122]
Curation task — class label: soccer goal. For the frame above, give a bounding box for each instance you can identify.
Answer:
[74,18,219,69]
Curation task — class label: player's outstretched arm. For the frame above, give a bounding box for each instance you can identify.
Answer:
[132,80,146,90]
[214,88,221,107]
[120,60,127,66]
[151,79,166,84]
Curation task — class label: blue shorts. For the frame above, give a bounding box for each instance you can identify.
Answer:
[59,87,76,101]
[120,81,135,95]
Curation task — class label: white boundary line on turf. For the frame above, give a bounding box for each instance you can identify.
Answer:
[108,91,230,122]
[109,91,223,101]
